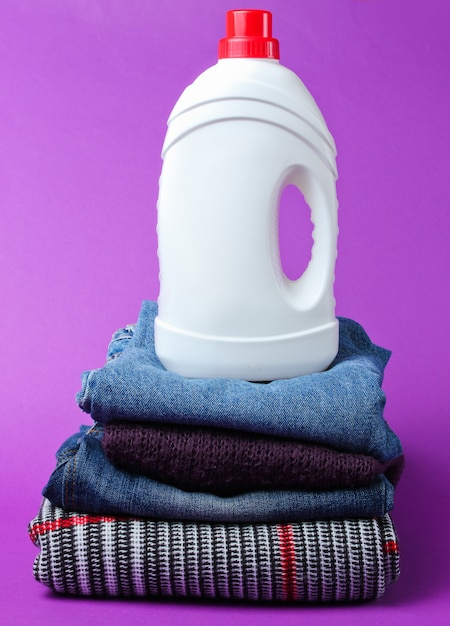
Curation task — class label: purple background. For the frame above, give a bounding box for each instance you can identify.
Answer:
[1,0,449,623]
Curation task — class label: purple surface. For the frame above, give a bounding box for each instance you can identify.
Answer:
[1,0,449,623]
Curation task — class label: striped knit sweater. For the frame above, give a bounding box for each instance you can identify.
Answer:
[29,498,400,602]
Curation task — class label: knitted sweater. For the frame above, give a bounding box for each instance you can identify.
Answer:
[29,498,400,601]
[102,421,404,496]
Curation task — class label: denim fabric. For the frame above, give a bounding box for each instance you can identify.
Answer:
[43,425,395,523]
[77,301,402,462]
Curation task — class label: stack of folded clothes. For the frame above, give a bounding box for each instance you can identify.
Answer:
[29,300,404,602]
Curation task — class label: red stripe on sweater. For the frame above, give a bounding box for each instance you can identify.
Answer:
[29,514,125,543]
[383,540,399,555]
[277,524,297,600]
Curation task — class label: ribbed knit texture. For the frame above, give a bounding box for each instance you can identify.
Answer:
[102,422,404,496]
[29,498,400,601]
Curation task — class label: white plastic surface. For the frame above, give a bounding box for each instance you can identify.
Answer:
[155,58,339,380]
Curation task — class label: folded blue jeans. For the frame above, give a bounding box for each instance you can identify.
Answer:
[42,425,395,523]
[76,301,402,463]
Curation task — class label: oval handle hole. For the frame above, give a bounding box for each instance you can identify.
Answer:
[278,184,313,281]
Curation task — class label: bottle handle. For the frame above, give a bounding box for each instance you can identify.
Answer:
[282,165,337,311]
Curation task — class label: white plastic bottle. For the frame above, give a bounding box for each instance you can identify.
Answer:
[155,9,339,381]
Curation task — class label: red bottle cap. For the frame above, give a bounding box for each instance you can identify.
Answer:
[218,9,280,60]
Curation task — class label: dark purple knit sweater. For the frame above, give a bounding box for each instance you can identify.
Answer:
[101,422,404,496]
